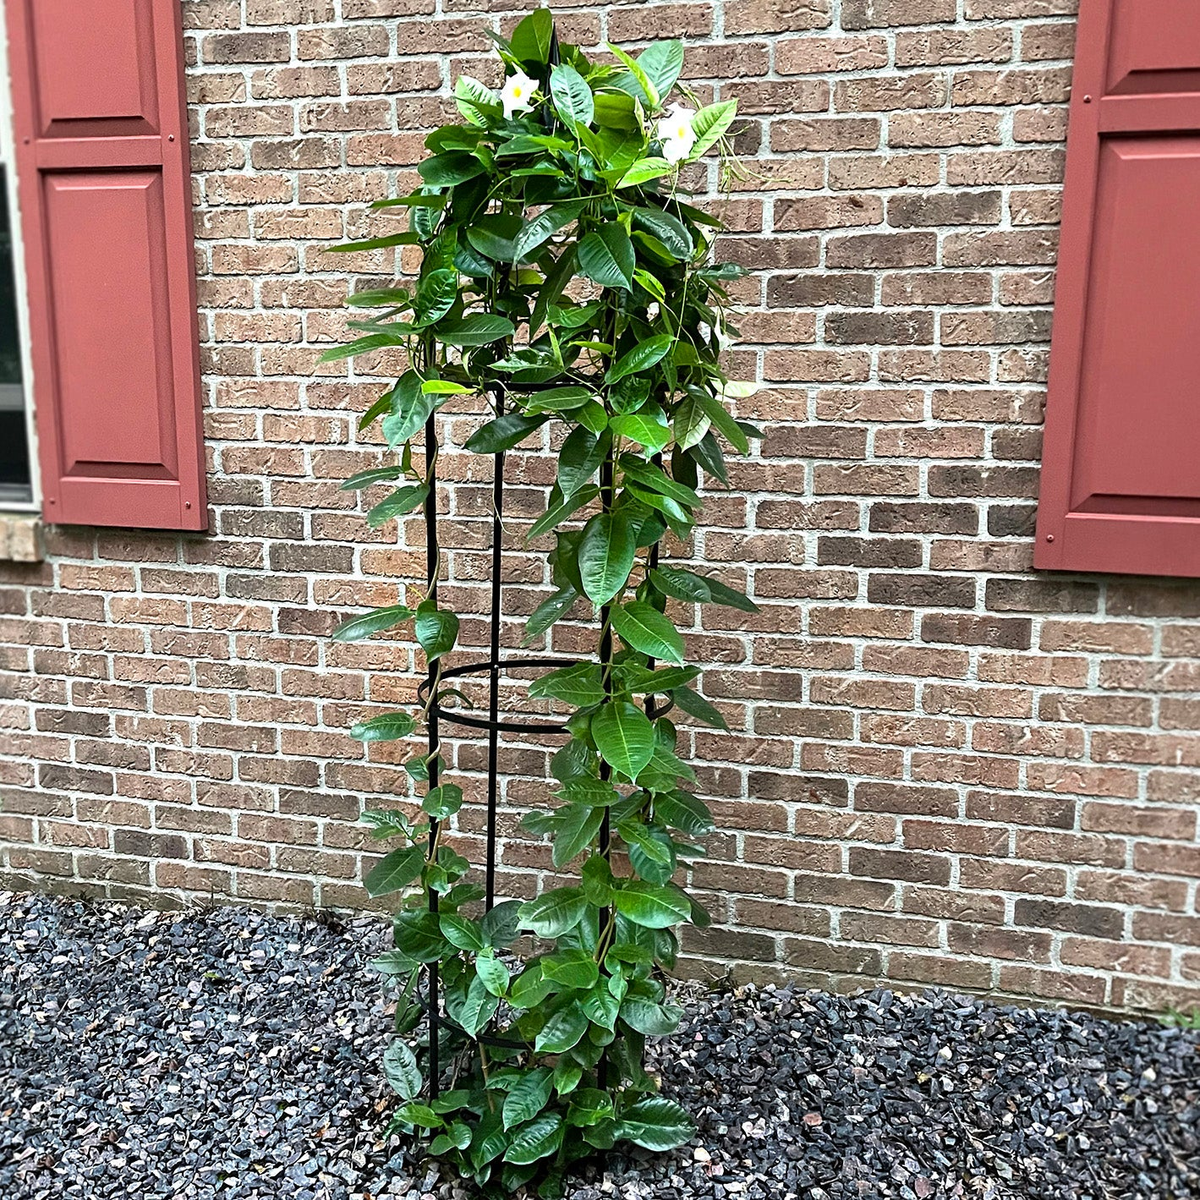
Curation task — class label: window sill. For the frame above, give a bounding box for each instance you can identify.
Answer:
[0,511,43,561]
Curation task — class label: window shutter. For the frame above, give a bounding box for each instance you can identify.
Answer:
[5,0,206,531]
[1037,0,1200,576]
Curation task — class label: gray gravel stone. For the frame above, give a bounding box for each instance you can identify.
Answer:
[2,891,1198,1199]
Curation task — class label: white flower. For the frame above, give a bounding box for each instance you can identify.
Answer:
[501,70,538,119]
[656,103,696,164]
[646,302,660,321]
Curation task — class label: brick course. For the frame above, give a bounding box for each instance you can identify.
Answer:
[4,0,1200,1015]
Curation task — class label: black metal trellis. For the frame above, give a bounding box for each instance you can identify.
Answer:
[419,387,578,1096]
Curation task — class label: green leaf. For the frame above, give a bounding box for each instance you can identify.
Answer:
[530,663,605,708]
[459,974,499,1037]
[364,845,425,897]
[558,777,621,808]
[394,1101,443,1129]
[593,90,640,132]
[591,702,656,778]
[394,911,449,962]
[581,854,616,906]
[535,1001,589,1053]
[613,880,691,929]
[476,949,511,997]
[504,1113,565,1165]
[319,332,407,363]
[637,40,685,100]
[610,601,685,664]
[455,75,501,126]
[649,565,709,604]
[524,386,596,416]
[558,427,608,498]
[549,64,594,131]
[578,511,638,605]
[340,465,404,491]
[632,207,693,261]
[627,827,677,884]
[419,151,486,187]
[552,803,605,869]
[466,412,546,454]
[510,962,555,1009]
[528,486,598,541]
[689,99,738,159]
[620,997,683,1036]
[423,783,464,820]
[366,483,429,528]
[351,712,417,742]
[605,334,674,385]
[421,379,472,395]
[606,43,660,111]
[618,157,673,188]
[523,585,579,643]
[554,1058,584,1096]
[621,459,701,510]
[615,1097,694,1151]
[654,788,715,836]
[567,1087,615,1127]
[429,1121,473,1155]
[531,244,577,336]
[577,225,636,291]
[481,899,523,948]
[542,948,600,991]
[440,913,485,951]
[467,212,524,262]
[672,390,711,451]
[326,232,421,254]
[580,980,620,1030]
[333,605,414,642]
[412,268,458,326]
[611,411,671,454]
[671,685,728,730]
[381,370,440,448]
[513,200,588,262]
[415,601,459,661]
[503,1068,554,1131]
[436,314,516,346]
[371,949,417,975]
[519,886,588,938]
[383,1039,423,1100]
[698,391,750,454]
[510,7,554,64]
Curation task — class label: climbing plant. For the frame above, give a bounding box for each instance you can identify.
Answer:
[324,10,758,1194]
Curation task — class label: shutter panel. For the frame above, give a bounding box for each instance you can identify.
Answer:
[1037,0,1200,576]
[6,0,206,531]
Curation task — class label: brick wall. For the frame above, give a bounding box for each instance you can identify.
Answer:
[4,0,1200,1016]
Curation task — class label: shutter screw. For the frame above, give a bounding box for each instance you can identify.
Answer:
[185,501,191,509]
[1045,534,1055,543]
[1083,95,1092,104]
[22,137,29,144]
[168,134,175,142]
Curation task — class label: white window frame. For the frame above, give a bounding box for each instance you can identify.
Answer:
[0,1,39,513]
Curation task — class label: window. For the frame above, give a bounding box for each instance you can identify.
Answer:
[0,4,35,509]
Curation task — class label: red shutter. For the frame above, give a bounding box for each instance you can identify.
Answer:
[1037,0,1200,577]
[6,0,206,531]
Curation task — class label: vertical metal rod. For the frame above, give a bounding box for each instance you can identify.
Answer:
[597,451,615,1092]
[423,410,441,1099]
[485,387,505,911]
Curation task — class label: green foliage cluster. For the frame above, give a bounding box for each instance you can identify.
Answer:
[324,10,758,1194]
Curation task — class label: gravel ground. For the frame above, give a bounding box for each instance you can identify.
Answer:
[3,891,1199,1200]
